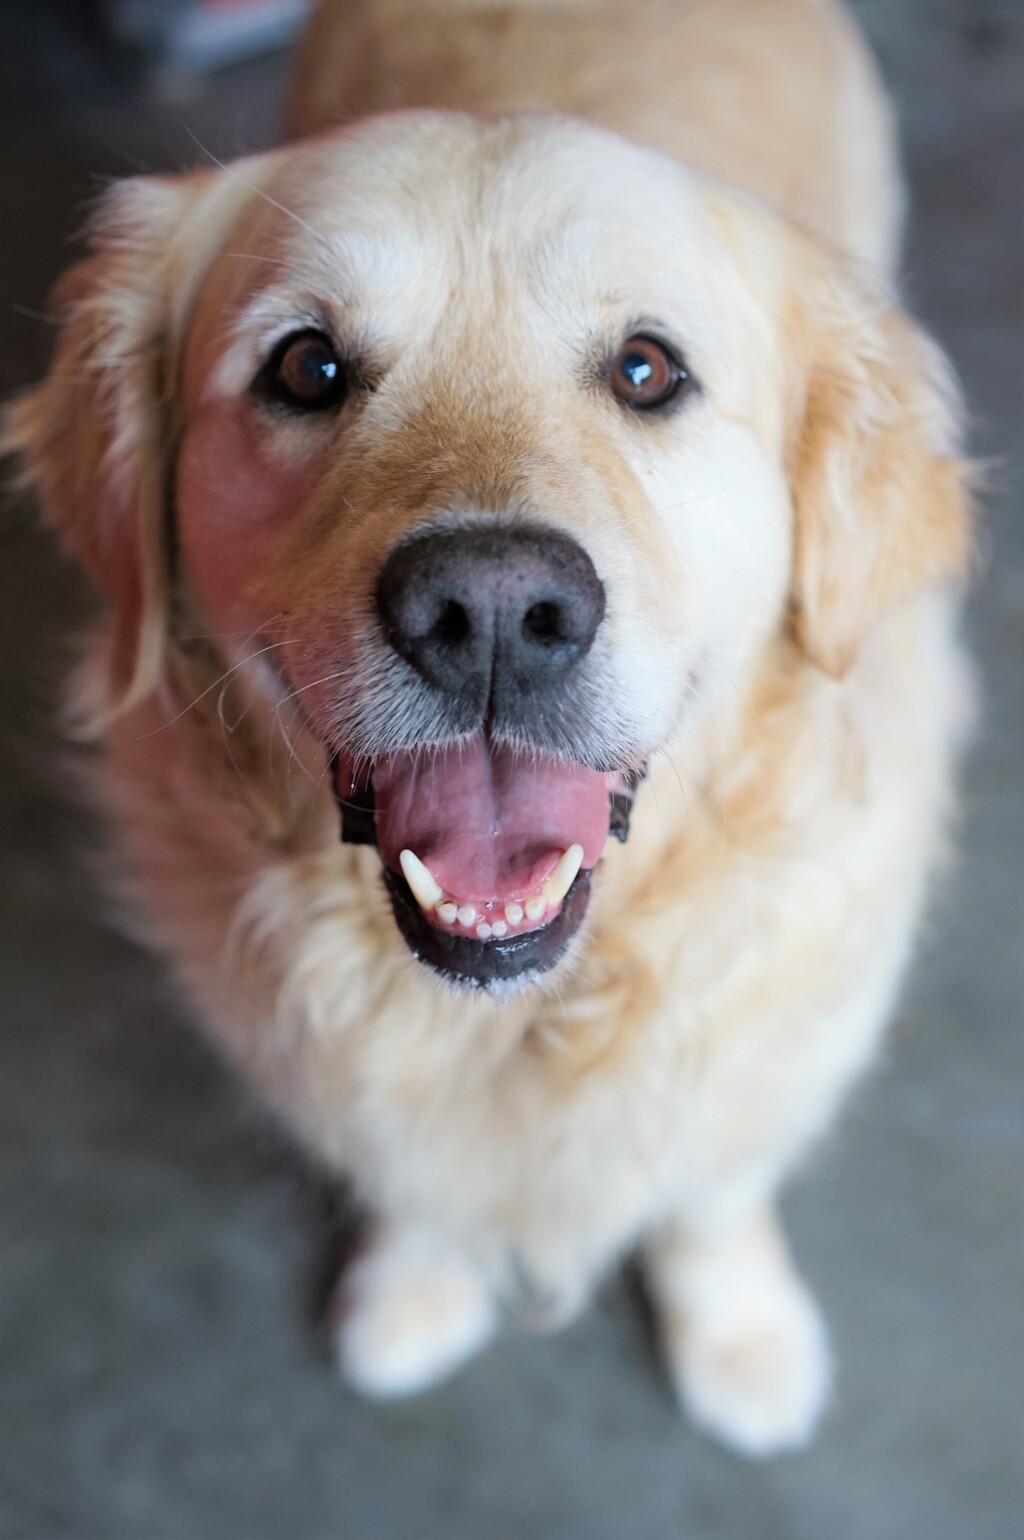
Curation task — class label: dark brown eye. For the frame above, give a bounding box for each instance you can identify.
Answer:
[609,334,688,410]
[261,329,348,411]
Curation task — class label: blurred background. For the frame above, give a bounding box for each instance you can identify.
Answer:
[0,2,1021,1537]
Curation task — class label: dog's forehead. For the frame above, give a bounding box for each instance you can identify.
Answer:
[191,111,773,412]
[255,112,726,313]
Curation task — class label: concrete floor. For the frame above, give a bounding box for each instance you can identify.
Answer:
[1,3,1021,1537]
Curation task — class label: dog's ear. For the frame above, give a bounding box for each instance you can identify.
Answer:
[786,250,973,677]
[4,167,259,710]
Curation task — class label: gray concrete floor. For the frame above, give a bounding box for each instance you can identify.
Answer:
[1,3,1022,1537]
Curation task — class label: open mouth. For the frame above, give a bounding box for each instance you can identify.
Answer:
[332,733,640,989]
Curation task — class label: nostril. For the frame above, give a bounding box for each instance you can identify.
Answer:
[522,600,566,648]
[433,599,471,647]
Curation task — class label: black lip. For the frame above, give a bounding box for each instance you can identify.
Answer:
[382,864,593,988]
[333,764,377,846]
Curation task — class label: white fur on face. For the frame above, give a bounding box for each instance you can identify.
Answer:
[624,422,794,724]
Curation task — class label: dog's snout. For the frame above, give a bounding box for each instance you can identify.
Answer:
[376,525,606,704]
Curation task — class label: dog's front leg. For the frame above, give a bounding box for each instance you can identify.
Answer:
[643,1208,832,1457]
[330,1220,497,1399]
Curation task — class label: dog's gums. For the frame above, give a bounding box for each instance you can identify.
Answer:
[333,739,638,986]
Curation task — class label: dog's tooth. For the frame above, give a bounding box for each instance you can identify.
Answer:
[436,901,458,926]
[525,895,546,922]
[542,843,584,906]
[490,920,507,938]
[457,904,477,927]
[399,849,443,910]
[476,922,492,940]
[504,902,524,927]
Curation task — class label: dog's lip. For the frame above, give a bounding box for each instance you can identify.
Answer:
[383,862,592,987]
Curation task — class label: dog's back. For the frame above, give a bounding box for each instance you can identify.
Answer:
[289,0,902,277]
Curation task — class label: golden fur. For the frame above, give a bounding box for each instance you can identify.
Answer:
[6,0,972,1454]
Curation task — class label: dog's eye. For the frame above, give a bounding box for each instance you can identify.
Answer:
[260,330,349,411]
[609,335,688,410]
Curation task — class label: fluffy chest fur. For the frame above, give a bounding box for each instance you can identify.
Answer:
[94,593,965,1309]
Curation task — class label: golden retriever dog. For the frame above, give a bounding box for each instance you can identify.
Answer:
[7,0,972,1455]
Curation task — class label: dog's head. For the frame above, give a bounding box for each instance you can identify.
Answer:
[8,113,970,991]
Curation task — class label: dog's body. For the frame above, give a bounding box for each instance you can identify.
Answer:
[9,0,971,1455]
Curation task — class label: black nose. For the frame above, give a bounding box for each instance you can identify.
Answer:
[375,524,606,707]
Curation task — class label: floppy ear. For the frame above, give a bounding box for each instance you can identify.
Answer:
[787,254,973,677]
[4,168,258,710]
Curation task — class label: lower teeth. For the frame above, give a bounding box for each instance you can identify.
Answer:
[397,844,584,938]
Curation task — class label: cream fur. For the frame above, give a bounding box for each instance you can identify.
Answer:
[5,0,972,1454]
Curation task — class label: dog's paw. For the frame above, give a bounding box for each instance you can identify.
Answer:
[331,1226,497,1399]
[670,1285,831,1457]
[646,1212,832,1457]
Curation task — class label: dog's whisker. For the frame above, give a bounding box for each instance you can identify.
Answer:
[650,483,738,518]
[215,679,251,784]
[273,668,351,712]
[692,656,756,716]
[646,743,690,832]
[181,126,337,256]
[681,722,731,837]
[176,629,287,642]
[224,251,311,275]
[140,638,297,739]
[270,695,325,791]
[11,302,60,326]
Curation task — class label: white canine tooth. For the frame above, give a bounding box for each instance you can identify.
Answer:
[490,920,507,938]
[476,922,492,940]
[542,843,584,906]
[457,904,477,927]
[524,896,547,923]
[436,901,458,926]
[399,848,443,911]
[504,902,523,927]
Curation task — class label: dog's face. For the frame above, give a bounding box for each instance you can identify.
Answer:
[176,115,795,986]
[10,112,969,992]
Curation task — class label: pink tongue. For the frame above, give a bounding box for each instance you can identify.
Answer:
[373,735,615,903]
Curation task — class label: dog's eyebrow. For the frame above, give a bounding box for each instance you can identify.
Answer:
[234,277,356,322]
[230,293,350,350]
[224,251,326,281]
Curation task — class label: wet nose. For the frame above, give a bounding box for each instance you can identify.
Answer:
[375,524,606,706]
